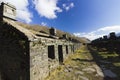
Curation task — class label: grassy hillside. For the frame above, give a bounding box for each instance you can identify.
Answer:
[16,21,90,43]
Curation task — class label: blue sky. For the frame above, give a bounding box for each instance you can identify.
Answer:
[1,0,120,40]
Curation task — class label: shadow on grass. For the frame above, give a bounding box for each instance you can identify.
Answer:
[72,58,94,62]
[87,45,120,80]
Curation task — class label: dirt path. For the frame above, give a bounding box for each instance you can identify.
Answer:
[45,45,105,80]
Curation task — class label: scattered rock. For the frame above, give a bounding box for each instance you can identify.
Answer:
[65,65,71,68]
[74,66,79,69]
[79,75,89,80]
[67,67,73,72]
[64,69,69,73]
[82,67,96,73]
[64,65,73,72]
[75,71,84,75]
[93,65,104,77]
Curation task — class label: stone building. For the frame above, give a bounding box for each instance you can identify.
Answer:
[0,2,81,80]
[109,32,117,40]
[103,35,108,40]
[0,2,16,20]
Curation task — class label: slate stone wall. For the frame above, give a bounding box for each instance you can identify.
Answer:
[29,38,81,80]
[0,22,81,80]
[0,23,29,80]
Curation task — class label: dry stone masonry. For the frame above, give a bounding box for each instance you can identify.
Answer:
[0,2,81,80]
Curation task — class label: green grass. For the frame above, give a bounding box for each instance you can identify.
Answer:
[45,45,104,80]
[46,45,120,80]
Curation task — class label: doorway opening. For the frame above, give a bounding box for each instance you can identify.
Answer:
[58,45,63,63]
[48,45,55,59]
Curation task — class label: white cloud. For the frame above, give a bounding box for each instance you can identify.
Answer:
[97,26,120,32]
[63,2,74,11]
[41,22,47,26]
[70,3,74,7]
[0,0,32,23]
[33,0,62,19]
[17,10,32,23]
[74,25,120,40]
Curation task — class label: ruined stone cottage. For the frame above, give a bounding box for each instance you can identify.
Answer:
[0,2,81,80]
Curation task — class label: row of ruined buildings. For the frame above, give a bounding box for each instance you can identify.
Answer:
[91,32,120,56]
[0,2,82,80]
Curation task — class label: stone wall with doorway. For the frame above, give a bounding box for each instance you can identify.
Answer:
[29,38,81,80]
